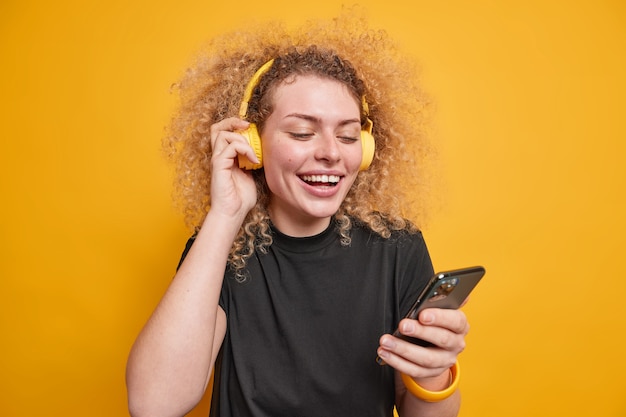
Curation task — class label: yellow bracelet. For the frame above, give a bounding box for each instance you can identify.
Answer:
[401,362,460,402]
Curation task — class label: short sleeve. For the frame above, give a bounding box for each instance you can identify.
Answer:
[397,231,435,319]
[176,235,197,271]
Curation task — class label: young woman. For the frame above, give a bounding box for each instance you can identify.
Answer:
[126,14,469,417]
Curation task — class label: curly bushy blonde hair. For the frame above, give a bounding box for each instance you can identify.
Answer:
[164,11,436,277]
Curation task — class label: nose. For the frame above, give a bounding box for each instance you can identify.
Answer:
[314,130,341,164]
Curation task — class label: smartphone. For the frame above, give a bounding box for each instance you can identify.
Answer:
[377,266,486,364]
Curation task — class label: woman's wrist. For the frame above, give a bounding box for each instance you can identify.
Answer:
[401,362,460,402]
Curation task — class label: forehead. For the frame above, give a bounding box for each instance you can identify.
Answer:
[269,75,361,111]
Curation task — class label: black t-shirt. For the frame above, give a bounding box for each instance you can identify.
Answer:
[180,219,434,417]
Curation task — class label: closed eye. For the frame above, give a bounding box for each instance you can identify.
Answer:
[338,135,359,143]
[289,132,314,140]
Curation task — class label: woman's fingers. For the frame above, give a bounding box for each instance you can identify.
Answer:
[209,118,261,170]
[377,308,469,379]
[210,117,250,150]
[377,335,453,378]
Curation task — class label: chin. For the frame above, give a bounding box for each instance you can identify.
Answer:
[303,203,344,220]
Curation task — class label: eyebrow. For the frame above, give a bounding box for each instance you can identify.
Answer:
[284,113,361,127]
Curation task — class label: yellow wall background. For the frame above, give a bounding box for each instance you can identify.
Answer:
[1,1,625,416]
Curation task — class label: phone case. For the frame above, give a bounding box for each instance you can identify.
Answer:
[405,266,486,318]
[377,266,486,363]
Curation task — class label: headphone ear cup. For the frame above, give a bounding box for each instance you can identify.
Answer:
[359,130,375,171]
[237,123,264,170]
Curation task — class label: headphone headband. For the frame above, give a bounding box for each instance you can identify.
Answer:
[239,59,372,124]
[239,59,275,119]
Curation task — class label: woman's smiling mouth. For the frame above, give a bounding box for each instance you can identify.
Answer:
[299,174,341,187]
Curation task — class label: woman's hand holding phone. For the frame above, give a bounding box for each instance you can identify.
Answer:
[376,266,485,381]
[377,308,469,379]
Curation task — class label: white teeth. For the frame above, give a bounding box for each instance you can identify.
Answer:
[301,174,340,183]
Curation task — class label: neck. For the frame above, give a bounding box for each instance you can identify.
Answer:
[268,210,332,237]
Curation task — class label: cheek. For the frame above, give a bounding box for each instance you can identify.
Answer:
[347,145,364,172]
[262,149,298,191]
[263,140,303,171]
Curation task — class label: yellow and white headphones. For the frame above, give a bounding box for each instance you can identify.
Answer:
[236,59,375,171]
